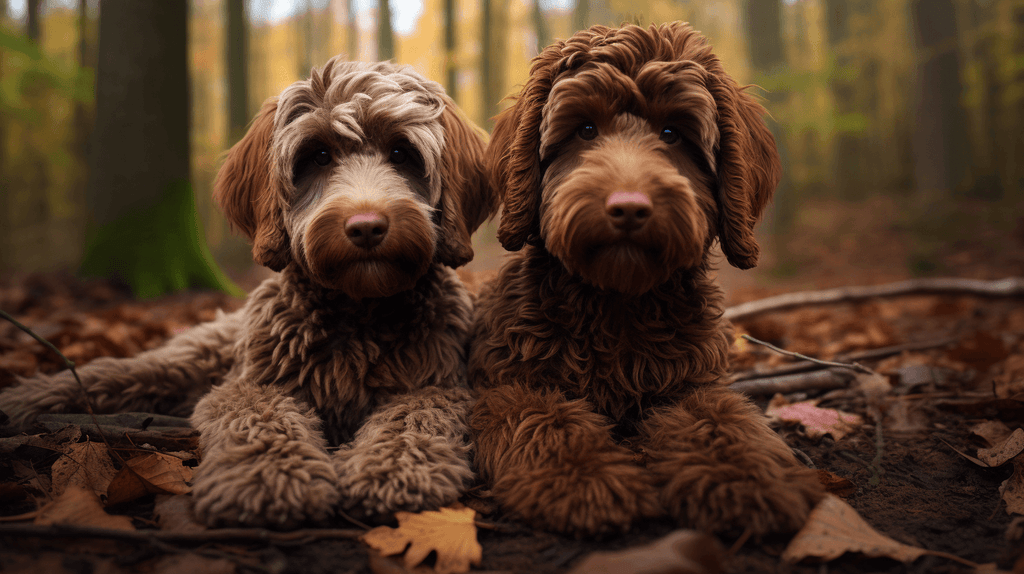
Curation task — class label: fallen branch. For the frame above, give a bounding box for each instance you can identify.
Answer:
[731,337,956,383]
[0,309,122,462]
[724,276,1024,322]
[739,335,875,375]
[730,368,855,396]
[0,523,363,546]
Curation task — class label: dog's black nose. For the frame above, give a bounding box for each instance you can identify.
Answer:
[345,212,389,248]
[606,191,652,232]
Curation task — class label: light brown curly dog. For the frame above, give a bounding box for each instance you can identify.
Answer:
[0,57,495,527]
[469,23,825,537]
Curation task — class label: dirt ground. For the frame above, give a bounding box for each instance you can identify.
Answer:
[1,197,1023,573]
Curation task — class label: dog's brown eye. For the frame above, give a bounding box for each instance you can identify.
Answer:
[660,127,680,145]
[390,146,408,165]
[577,123,598,141]
[313,149,331,166]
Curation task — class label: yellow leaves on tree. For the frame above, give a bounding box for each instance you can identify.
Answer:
[361,506,482,574]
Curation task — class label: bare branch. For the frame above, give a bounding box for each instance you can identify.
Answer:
[724,277,1024,322]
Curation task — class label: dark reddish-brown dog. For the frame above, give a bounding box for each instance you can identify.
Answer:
[469,23,825,536]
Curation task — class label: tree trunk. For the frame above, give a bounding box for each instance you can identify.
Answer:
[743,0,789,248]
[444,0,457,98]
[377,0,394,61]
[532,0,549,55]
[346,0,358,59]
[910,0,971,200]
[226,0,249,146]
[81,0,239,298]
[573,0,589,33]
[481,0,507,128]
[26,0,42,41]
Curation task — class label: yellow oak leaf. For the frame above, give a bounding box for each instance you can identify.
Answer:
[361,506,482,574]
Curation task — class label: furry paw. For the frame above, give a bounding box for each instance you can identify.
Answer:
[192,441,340,528]
[334,432,473,517]
[656,457,824,536]
[493,454,663,536]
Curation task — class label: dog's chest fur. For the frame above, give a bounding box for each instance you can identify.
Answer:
[237,264,472,443]
[469,247,730,421]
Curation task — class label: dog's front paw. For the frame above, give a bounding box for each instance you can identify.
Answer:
[192,443,340,528]
[494,454,662,536]
[333,434,473,517]
[657,457,824,536]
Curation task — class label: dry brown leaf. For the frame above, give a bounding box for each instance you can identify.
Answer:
[34,485,135,531]
[107,452,193,506]
[766,394,863,440]
[567,530,723,574]
[972,420,1015,447]
[782,495,974,568]
[1002,459,1024,516]
[361,506,482,574]
[978,428,1024,467]
[816,469,856,497]
[50,440,117,498]
[153,494,206,533]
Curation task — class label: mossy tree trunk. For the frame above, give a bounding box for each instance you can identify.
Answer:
[81,0,241,298]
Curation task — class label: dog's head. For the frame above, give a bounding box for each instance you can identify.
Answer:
[215,58,494,299]
[490,22,779,295]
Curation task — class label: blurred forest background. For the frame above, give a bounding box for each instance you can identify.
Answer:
[0,0,1022,296]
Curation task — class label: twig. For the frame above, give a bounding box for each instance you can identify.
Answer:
[740,334,876,375]
[724,276,1024,322]
[0,309,123,463]
[729,368,855,396]
[0,523,364,545]
[730,337,957,382]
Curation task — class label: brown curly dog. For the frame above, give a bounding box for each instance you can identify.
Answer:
[1,57,495,527]
[469,23,825,537]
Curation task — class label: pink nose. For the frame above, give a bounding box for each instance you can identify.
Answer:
[605,191,652,232]
[345,212,389,249]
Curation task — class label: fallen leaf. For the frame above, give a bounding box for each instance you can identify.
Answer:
[782,495,973,568]
[50,440,118,498]
[106,452,193,506]
[153,494,205,533]
[816,469,856,497]
[972,420,1015,447]
[567,530,723,574]
[1001,459,1024,515]
[766,394,864,440]
[361,506,482,574]
[978,428,1024,467]
[34,485,135,531]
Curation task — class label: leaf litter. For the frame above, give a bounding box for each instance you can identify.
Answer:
[1,271,1024,572]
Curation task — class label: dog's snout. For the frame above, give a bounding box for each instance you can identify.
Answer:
[345,212,389,248]
[605,191,652,232]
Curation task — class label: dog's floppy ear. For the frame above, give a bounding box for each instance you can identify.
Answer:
[491,50,562,252]
[708,73,780,270]
[213,99,291,271]
[435,99,498,268]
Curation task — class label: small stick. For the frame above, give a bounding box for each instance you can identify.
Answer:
[0,523,364,545]
[739,334,876,375]
[730,337,956,382]
[729,368,854,396]
[0,309,122,463]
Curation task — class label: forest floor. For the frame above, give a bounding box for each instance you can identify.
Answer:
[1,197,1023,574]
